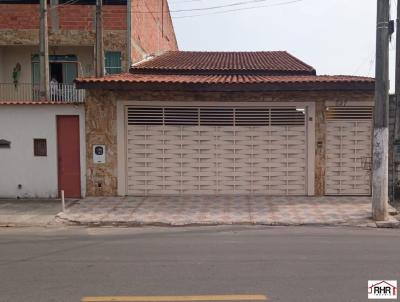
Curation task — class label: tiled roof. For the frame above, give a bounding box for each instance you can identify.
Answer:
[75,51,374,91]
[77,73,373,84]
[131,51,316,75]
[76,73,374,91]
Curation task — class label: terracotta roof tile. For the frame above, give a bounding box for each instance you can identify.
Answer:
[75,51,374,91]
[77,73,374,85]
[131,51,316,74]
[76,73,375,91]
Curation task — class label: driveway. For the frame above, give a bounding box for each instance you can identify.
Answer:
[57,195,394,227]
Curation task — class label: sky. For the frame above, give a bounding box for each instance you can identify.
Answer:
[168,0,397,90]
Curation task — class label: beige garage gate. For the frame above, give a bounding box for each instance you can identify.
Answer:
[325,107,373,195]
[125,105,312,196]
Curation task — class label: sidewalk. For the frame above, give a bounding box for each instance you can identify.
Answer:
[0,199,64,227]
[57,196,399,227]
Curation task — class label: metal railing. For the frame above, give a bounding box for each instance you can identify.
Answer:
[0,83,85,103]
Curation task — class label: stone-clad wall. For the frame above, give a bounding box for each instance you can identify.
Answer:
[85,89,374,196]
[314,101,326,196]
[85,90,118,196]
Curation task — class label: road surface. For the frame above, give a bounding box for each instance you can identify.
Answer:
[0,226,399,302]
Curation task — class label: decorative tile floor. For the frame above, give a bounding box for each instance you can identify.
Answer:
[59,196,381,226]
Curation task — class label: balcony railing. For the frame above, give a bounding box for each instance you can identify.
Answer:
[0,83,85,103]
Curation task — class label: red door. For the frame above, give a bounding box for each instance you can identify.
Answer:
[57,115,81,198]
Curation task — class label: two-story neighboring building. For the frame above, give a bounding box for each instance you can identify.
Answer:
[0,0,178,102]
[0,0,178,198]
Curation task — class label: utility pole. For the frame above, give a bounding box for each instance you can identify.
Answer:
[372,0,390,221]
[392,0,400,201]
[39,0,49,100]
[95,0,104,77]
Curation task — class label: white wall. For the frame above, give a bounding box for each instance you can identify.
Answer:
[0,104,86,198]
[0,46,36,84]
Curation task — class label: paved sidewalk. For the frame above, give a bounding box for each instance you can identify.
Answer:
[57,196,398,227]
[0,199,65,227]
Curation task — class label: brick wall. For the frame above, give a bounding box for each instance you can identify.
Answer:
[131,0,178,62]
[0,4,126,30]
[0,4,38,29]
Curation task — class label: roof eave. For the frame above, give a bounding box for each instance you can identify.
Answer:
[76,81,375,92]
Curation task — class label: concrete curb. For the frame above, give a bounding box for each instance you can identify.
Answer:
[55,214,384,229]
[375,217,400,228]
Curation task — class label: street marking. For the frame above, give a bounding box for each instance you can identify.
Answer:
[81,294,268,302]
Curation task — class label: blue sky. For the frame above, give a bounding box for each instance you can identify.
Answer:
[168,0,396,88]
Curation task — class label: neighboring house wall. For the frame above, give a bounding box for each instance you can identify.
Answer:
[131,0,178,62]
[0,104,86,198]
[84,89,374,197]
[0,45,94,83]
[0,3,128,72]
[0,1,178,70]
[0,4,126,30]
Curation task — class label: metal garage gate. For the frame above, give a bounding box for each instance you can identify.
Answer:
[325,107,373,195]
[126,106,308,196]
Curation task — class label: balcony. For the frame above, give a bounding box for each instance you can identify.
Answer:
[0,83,85,103]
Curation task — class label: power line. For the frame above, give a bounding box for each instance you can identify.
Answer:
[133,0,275,13]
[49,0,80,10]
[170,0,208,3]
[353,50,375,75]
[172,0,304,19]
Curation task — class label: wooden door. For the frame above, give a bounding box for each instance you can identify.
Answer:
[57,115,81,198]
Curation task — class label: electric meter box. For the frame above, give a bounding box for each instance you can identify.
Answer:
[93,145,106,164]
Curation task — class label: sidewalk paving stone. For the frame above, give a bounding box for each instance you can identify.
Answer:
[2,196,398,228]
[56,195,398,227]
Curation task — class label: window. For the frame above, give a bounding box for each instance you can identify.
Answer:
[34,139,47,156]
[105,51,122,74]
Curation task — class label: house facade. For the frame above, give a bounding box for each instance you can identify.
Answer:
[76,51,375,197]
[0,0,177,198]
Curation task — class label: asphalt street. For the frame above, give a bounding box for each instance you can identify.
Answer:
[0,226,399,302]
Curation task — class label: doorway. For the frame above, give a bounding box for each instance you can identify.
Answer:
[50,63,63,83]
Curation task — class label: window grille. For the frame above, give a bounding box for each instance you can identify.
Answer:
[34,139,47,156]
